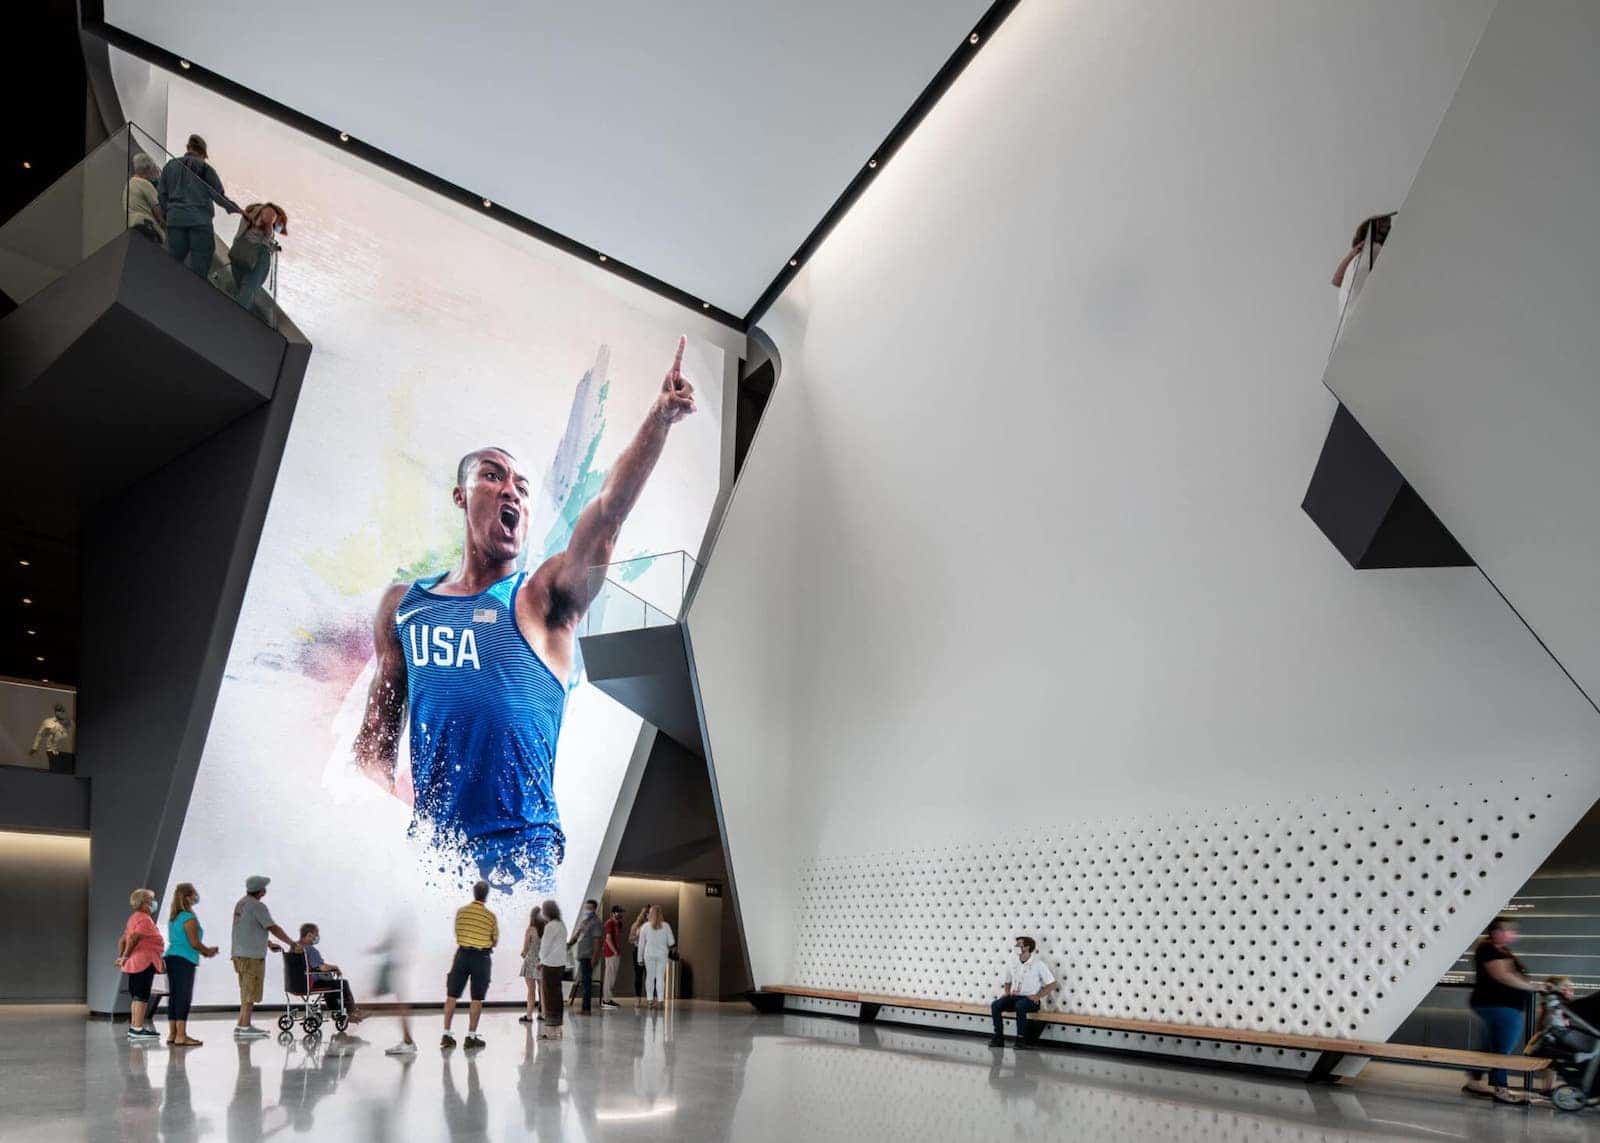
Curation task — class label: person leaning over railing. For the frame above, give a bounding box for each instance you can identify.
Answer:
[157,133,241,278]
[228,202,286,309]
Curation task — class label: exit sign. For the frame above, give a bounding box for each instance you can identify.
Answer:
[705,883,723,897]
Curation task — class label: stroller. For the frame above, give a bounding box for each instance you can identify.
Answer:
[1526,993,1600,1112]
[277,949,349,1037]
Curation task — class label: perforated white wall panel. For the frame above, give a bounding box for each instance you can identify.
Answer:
[788,772,1597,1054]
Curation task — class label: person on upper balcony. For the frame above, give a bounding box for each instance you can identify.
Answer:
[125,154,165,244]
[157,133,241,280]
[228,202,287,310]
[1331,212,1395,324]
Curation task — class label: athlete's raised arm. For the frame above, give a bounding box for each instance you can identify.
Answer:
[353,581,409,790]
[535,335,697,623]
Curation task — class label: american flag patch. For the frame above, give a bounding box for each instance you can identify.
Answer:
[472,608,497,624]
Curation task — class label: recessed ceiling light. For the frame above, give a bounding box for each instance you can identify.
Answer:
[598,253,608,262]
[21,597,31,605]
[482,198,493,209]
[969,32,981,45]
[179,59,192,70]
[18,559,29,566]
[789,258,798,267]
[702,302,711,309]
[338,131,350,143]
[25,629,36,636]
[867,158,878,169]
[35,656,44,662]
[21,160,31,170]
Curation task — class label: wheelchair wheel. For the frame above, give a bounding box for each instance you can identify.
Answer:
[1551,1085,1586,1112]
[302,1014,322,1036]
[334,1014,349,1033]
[277,1013,294,1032]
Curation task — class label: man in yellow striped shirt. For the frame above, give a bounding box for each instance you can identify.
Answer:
[441,880,498,1049]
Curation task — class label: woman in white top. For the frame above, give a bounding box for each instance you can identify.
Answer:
[537,899,568,1038]
[638,905,675,1009]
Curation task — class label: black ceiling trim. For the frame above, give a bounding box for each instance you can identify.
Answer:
[78,12,746,332]
[742,0,1024,329]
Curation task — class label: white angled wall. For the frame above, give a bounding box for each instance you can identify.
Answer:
[691,0,1600,1051]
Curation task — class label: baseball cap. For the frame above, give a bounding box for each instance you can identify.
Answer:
[245,875,271,893]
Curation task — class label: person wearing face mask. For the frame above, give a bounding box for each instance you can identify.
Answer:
[567,899,603,1014]
[115,888,166,1042]
[298,923,364,1023]
[228,202,286,310]
[988,936,1057,1050]
[1463,916,1555,1104]
[164,883,218,1046]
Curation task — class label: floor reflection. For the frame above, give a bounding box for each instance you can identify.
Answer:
[2,1003,1593,1141]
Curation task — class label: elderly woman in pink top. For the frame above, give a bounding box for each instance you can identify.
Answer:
[115,888,166,1041]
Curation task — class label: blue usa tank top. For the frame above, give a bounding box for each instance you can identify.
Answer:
[396,570,567,890]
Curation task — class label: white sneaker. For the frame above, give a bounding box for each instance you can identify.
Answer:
[233,1026,269,1039]
[386,1041,418,1056]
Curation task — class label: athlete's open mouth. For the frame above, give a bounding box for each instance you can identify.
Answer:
[499,505,520,533]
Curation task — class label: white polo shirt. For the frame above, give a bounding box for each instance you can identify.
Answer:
[1006,955,1056,997]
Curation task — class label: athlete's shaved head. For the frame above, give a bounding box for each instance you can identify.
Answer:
[457,446,517,489]
[453,446,531,565]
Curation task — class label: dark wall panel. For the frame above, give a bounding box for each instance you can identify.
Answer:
[0,830,90,1001]
[79,323,309,1012]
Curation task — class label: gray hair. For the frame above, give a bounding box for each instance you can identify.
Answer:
[132,154,160,181]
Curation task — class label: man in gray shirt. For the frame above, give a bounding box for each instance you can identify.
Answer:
[567,900,604,1014]
[231,875,297,1038]
[156,133,241,279]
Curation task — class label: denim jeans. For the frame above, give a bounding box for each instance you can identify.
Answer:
[231,249,272,309]
[1468,1004,1526,1088]
[578,957,595,1011]
[166,957,197,1022]
[991,994,1040,1042]
[166,224,213,278]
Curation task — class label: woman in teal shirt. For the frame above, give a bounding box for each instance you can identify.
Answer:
[166,882,218,1046]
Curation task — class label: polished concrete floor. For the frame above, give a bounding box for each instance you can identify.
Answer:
[0,1002,1593,1141]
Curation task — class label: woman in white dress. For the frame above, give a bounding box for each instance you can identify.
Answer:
[638,905,675,1009]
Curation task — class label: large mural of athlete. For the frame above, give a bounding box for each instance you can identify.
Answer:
[353,337,698,890]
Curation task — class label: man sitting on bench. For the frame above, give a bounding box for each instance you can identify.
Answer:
[989,936,1056,1049]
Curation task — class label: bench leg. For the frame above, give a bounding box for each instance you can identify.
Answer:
[859,1002,881,1024]
[1306,1052,1344,1083]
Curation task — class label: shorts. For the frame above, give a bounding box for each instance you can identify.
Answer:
[446,947,492,1002]
[126,966,157,1002]
[232,956,266,1005]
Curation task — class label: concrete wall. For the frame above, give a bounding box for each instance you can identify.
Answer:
[691,0,1600,1054]
[1325,0,1600,710]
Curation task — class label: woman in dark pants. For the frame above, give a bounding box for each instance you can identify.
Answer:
[165,882,218,1046]
[1463,917,1553,1104]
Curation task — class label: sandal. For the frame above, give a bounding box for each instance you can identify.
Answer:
[175,1038,204,1047]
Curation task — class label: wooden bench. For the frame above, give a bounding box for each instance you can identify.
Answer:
[755,985,1550,1082]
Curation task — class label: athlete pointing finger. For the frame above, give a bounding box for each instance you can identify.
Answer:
[352,337,699,890]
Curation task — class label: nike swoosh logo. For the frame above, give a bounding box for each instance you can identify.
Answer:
[396,607,427,624]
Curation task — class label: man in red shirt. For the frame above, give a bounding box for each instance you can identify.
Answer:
[600,905,625,1010]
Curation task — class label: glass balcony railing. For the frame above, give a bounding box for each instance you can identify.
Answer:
[0,122,282,330]
[579,550,700,637]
